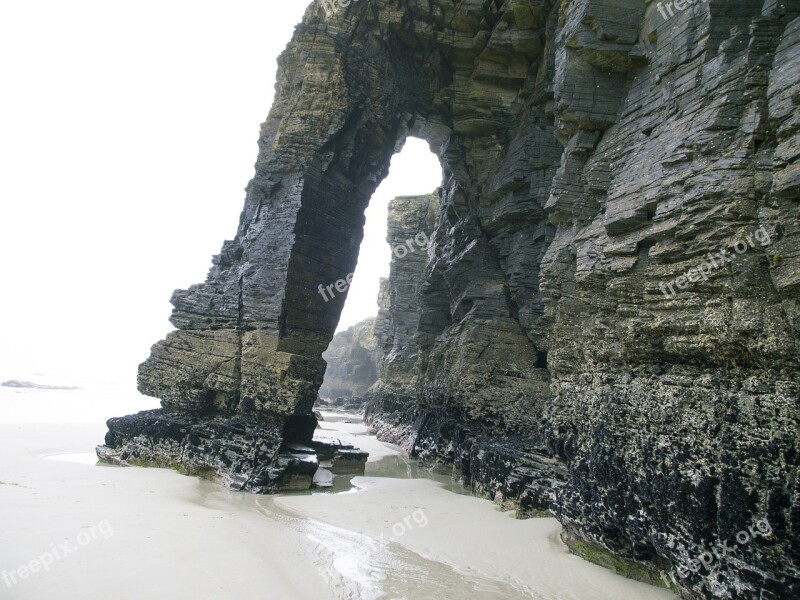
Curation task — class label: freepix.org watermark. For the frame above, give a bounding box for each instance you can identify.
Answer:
[659,225,772,299]
[656,0,709,21]
[318,231,431,303]
[377,508,428,544]
[659,518,772,588]
[320,0,363,18]
[2,520,114,589]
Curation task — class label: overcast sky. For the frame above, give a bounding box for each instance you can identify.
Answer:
[0,1,441,384]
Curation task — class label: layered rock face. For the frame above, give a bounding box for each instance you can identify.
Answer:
[318,316,380,406]
[102,0,799,596]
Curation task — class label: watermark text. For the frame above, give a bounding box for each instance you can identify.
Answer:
[660,225,772,298]
[659,518,772,587]
[2,520,114,589]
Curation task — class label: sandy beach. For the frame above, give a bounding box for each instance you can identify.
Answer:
[0,404,675,600]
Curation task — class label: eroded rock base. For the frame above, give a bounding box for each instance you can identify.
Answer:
[365,404,568,519]
[97,409,367,493]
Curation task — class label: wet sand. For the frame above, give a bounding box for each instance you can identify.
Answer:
[0,417,675,599]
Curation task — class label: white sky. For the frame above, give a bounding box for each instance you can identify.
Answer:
[0,1,441,384]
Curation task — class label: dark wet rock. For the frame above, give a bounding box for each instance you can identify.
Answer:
[98,409,287,491]
[411,410,568,517]
[97,409,364,492]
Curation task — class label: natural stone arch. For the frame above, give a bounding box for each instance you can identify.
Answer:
[133,0,547,428]
[103,0,555,489]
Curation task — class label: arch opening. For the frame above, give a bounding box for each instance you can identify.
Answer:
[317,137,443,405]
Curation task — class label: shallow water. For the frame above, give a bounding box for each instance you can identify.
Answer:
[307,438,470,496]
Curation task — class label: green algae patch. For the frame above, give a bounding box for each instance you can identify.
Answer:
[561,531,675,592]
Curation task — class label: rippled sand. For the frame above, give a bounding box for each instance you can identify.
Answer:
[0,417,675,599]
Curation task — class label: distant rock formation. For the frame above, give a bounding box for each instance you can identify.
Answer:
[1,380,79,390]
[102,1,799,596]
[318,317,380,405]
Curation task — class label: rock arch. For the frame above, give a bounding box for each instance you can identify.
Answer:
[128,0,551,429]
